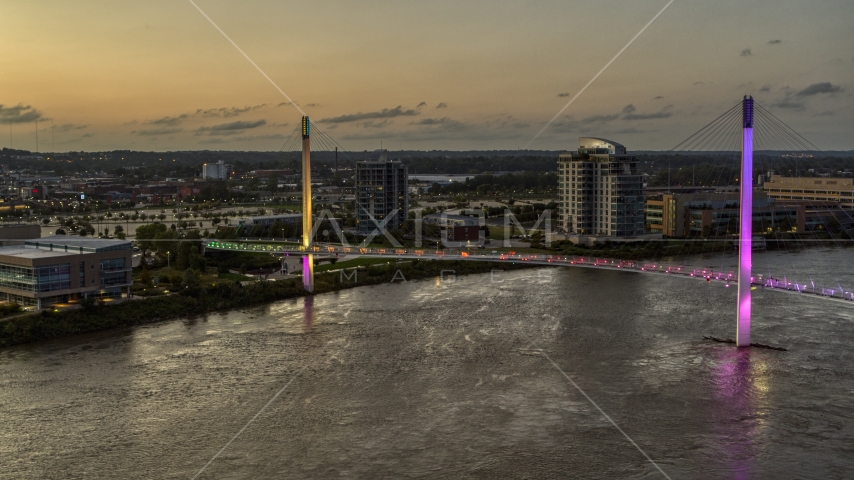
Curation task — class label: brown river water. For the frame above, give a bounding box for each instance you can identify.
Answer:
[1,248,853,479]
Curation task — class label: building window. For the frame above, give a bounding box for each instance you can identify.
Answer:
[36,264,71,292]
[100,258,126,272]
[0,264,37,292]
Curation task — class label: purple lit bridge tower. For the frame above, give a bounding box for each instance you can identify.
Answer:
[737,96,754,347]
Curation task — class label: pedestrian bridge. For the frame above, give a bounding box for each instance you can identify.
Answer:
[203,239,854,305]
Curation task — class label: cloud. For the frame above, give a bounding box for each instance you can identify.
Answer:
[0,104,43,124]
[550,117,583,131]
[436,102,448,109]
[759,85,772,93]
[277,102,292,107]
[320,105,419,123]
[772,100,805,110]
[411,117,459,126]
[306,103,320,107]
[693,81,705,86]
[132,128,183,136]
[741,48,753,57]
[622,105,673,120]
[768,39,782,45]
[149,114,190,126]
[234,134,287,141]
[80,133,95,138]
[813,110,835,117]
[582,114,619,123]
[361,119,393,129]
[557,93,570,98]
[142,105,266,128]
[653,96,664,100]
[613,127,651,134]
[623,111,672,121]
[54,123,89,133]
[796,82,843,96]
[550,110,620,131]
[196,104,266,118]
[416,102,428,108]
[482,115,530,130]
[195,119,267,136]
[342,117,525,143]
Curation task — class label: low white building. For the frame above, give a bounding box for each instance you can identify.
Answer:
[202,160,232,180]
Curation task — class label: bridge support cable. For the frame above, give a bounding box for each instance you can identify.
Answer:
[752,102,853,296]
[754,103,820,152]
[279,125,303,153]
[666,101,742,285]
[670,102,741,152]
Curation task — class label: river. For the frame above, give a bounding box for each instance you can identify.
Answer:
[1,247,853,479]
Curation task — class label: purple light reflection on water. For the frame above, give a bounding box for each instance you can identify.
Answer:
[712,347,764,480]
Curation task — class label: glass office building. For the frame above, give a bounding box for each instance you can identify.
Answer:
[0,236,132,309]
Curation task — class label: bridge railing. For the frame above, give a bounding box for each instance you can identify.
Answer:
[203,240,854,302]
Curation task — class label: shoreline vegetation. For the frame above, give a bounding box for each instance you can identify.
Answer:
[2,232,848,349]
[0,260,533,349]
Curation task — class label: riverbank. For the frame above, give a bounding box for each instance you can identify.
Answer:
[0,260,532,348]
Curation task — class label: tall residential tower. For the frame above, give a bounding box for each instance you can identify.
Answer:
[355,150,409,234]
[558,137,644,237]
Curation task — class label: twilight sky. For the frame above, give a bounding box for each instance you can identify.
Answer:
[1,0,852,152]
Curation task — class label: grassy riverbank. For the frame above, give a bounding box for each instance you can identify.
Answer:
[0,260,531,348]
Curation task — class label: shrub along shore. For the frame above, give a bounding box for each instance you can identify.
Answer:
[0,259,533,348]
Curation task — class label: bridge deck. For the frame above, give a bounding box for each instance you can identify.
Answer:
[204,240,854,304]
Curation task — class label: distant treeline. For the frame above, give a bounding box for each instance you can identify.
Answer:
[0,148,560,177]
[2,148,852,180]
[428,172,558,194]
[645,154,854,187]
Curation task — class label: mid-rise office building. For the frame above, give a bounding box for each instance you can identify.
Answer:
[645,191,799,236]
[558,137,644,237]
[764,175,854,209]
[0,236,133,309]
[355,150,409,233]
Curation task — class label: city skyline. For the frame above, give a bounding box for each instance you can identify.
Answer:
[2,0,852,152]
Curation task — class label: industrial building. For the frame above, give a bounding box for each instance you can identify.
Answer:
[558,137,645,237]
[355,150,409,234]
[0,236,132,309]
[202,160,232,180]
[0,224,41,247]
[423,213,483,245]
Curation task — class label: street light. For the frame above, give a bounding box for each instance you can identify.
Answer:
[167,251,171,268]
